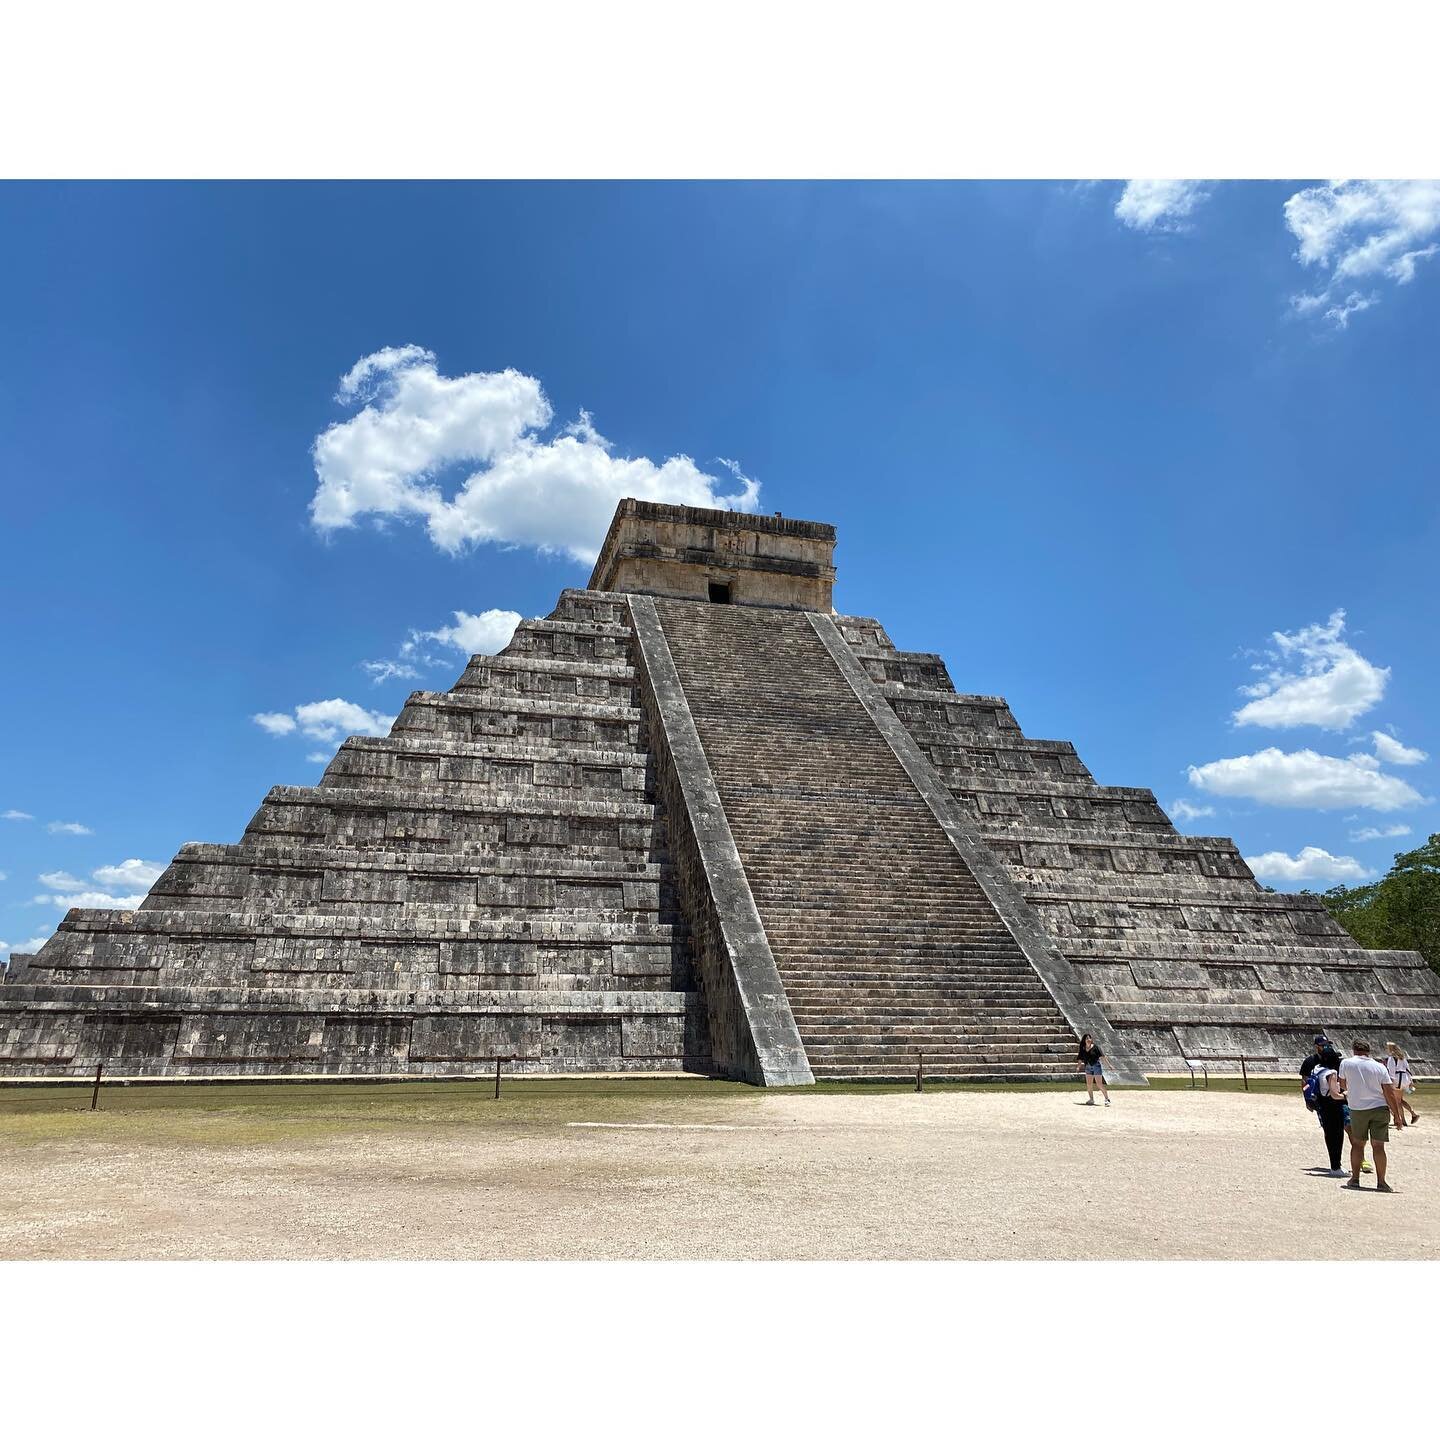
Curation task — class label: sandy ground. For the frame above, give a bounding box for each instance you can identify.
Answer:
[2,1086,1436,1260]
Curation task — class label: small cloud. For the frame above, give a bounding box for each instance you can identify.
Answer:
[29,859,163,914]
[92,859,164,891]
[294,699,394,741]
[47,821,93,836]
[1244,846,1376,885]
[368,607,524,684]
[252,711,298,736]
[360,659,422,685]
[1372,731,1427,766]
[1188,747,1425,812]
[1318,291,1376,328]
[1169,799,1216,824]
[415,609,522,657]
[3,809,33,821]
[34,890,146,911]
[253,700,394,743]
[1233,610,1387,731]
[0,933,53,957]
[1349,823,1412,843]
[1114,179,1210,232]
[38,870,87,892]
[306,752,330,764]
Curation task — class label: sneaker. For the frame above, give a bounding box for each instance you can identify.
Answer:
[1084,1099,1095,1106]
[1325,1168,1348,1177]
[1376,1181,1394,1193]
[1104,1097,1111,1106]
[1361,1160,1373,1173]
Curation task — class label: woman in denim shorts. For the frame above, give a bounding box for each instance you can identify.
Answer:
[1076,1033,1110,1106]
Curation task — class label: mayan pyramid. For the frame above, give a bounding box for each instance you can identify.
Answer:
[3,500,1436,1083]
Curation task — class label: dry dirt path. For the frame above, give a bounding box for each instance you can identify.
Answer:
[2,1086,1436,1260]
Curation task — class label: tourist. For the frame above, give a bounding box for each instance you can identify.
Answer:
[1299,1033,1329,1084]
[1339,1040,1398,1192]
[1309,1045,1348,1177]
[1076,1033,1109,1106]
[1385,1042,1420,1127]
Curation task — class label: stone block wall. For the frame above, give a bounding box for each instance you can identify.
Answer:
[0,590,712,1077]
[835,614,1440,1070]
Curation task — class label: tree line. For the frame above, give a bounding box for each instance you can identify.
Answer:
[1317,832,1440,974]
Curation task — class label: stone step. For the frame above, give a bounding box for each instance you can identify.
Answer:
[655,597,1083,1079]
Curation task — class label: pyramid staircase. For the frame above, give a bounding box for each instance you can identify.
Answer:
[653,600,1081,1080]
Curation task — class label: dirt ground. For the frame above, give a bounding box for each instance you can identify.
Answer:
[2,1080,1435,1260]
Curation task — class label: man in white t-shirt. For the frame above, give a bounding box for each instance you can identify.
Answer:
[1339,1039,1398,1192]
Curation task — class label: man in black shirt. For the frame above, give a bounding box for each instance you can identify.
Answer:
[1299,1034,1329,1083]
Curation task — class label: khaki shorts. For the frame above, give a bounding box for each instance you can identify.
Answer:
[1350,1106,1390,1144]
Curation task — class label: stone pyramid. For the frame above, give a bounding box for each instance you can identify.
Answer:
[3,500,1436,1084]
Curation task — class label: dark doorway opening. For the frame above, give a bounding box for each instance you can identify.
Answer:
[708,581,732,604]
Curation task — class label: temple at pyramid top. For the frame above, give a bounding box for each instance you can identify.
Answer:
[587,499,837,610]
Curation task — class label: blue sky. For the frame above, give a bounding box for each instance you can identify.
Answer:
[2,179,1436,958]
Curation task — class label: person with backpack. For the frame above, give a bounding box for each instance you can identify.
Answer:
[1299,1033,1329,1086]
[1305,1045,1348,1177]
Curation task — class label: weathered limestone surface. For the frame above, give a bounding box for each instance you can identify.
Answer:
[653,599,1089,1081]
[590,499,836,611]
[1,590,714,1077]
[3,498,1434,1082]
[832,614,1440,1070]
[628,598,812,1085]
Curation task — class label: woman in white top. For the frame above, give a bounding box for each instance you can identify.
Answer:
[1385,1042,1420,1127]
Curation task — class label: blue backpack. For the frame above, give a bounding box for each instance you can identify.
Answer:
[1303,1066,1331,1110]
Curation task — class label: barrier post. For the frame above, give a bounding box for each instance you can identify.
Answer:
[90,1062,103,1112]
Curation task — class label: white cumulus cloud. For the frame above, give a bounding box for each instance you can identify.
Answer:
[1114,180,1210,232]
[92,859,164,891]
[1188,747,1424,812]
[1286,179,1440,325]
[1169,799,1216,824]
[252,711,298,736]
[1372,731,1427,766]
[294,699,394,741]
[253,700,395,743]
[310,347,760,563]
[35,889,146,911]
[38,870,87,892]
[30,859,164,914]
[3,809,33,821]
[1349,823,1411,843]
[361,659,422,685]
[366,607,524,686]
[415,608,522,656]
[1244,847,1375,885]
[1233,610,1386,731]
[47,821,93,836]
[0,933,53,956]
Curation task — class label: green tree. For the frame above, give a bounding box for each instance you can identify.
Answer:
[1320,832,1440,974]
